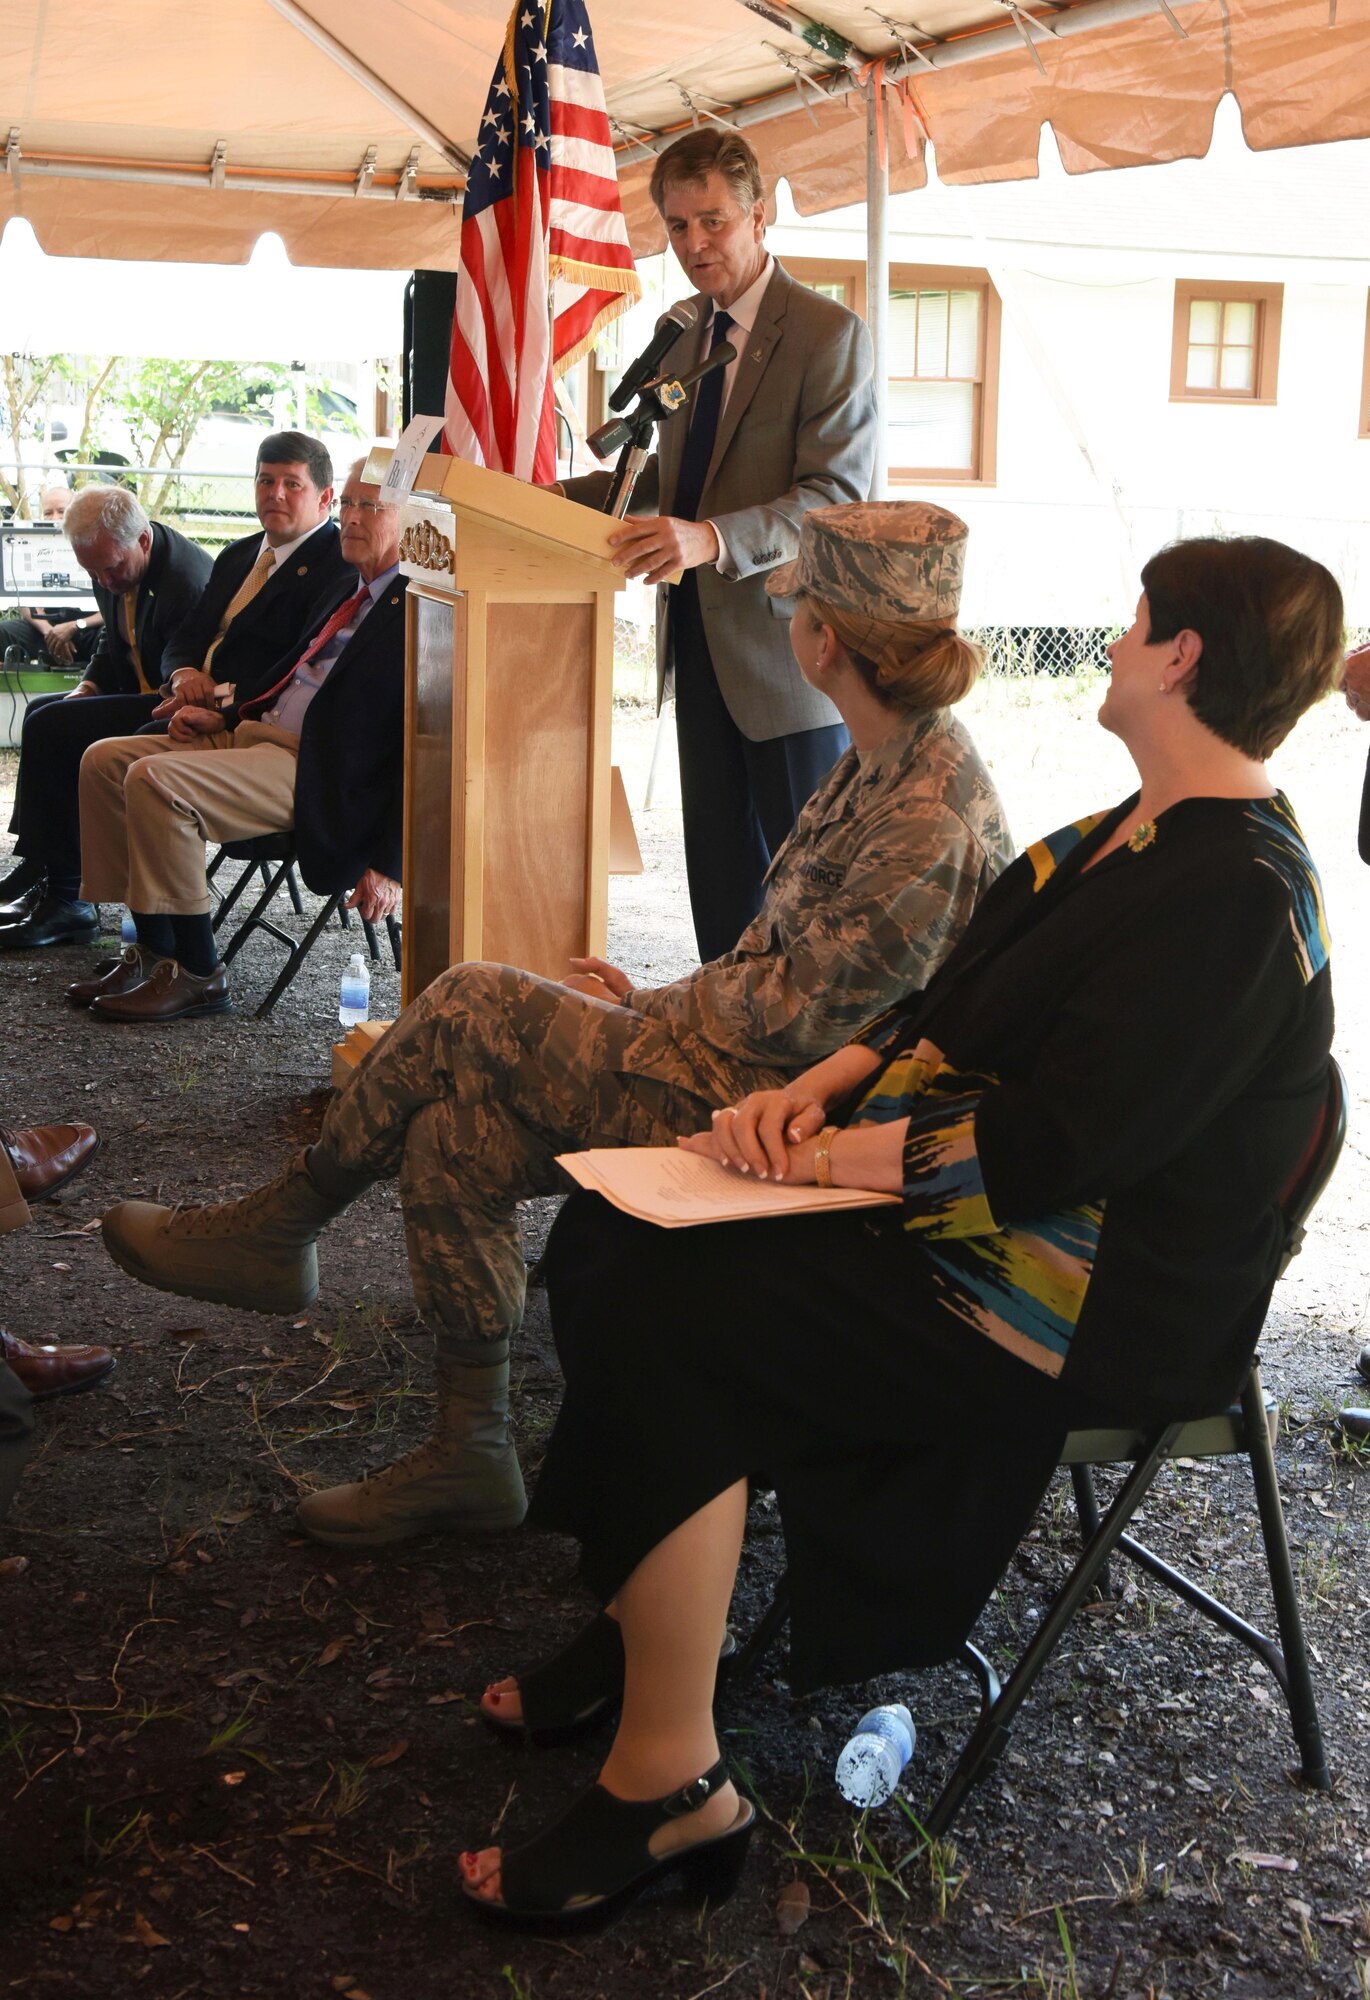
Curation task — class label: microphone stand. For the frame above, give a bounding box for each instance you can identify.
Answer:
[590,342,737,519]
[601,403,661,520]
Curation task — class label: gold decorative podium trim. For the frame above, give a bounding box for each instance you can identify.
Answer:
[400,520,455,573]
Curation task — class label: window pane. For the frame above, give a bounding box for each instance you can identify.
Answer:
[805,280,847,303]
[887,292,922,375]
[1222,300,1256,345]
[946,291,981,377]
[1186,344,1219,390]
[1219,344,1255,392]
[888,379,975,471]
[915,291,950,376]
[1188,299,1221,343]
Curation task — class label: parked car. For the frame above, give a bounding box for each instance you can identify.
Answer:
[1,378,366,519]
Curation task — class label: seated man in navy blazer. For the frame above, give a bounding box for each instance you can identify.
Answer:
[73,462,405,1023]
[0,431,348,951]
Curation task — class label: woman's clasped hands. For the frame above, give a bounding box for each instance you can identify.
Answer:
[680,1087,829,1184]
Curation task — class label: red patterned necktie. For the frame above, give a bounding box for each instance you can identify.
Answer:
[239,584,371,716]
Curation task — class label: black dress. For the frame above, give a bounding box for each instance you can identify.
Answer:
[531,794,1334,1691]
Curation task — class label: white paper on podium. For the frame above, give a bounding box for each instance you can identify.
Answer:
[380,414,446,502]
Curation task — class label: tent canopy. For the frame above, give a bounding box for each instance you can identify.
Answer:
[2,0,1369,270]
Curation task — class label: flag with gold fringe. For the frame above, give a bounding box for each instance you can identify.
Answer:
[445,0,641,481]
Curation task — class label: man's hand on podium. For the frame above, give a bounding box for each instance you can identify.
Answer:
[564,956,632,1002]
[607,515,719,586]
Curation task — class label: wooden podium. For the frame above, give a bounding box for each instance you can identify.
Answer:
[374,451,625,1007]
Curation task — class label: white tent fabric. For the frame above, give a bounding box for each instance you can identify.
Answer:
[2,0,1369,268]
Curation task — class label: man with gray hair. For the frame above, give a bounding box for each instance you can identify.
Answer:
[0,488,212,949]
[0,430,345,951]
[71,459,403,1020]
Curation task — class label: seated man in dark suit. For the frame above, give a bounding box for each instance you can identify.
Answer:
[0,431,347,951]
[0,487,213,947]
[73,463,405,1022]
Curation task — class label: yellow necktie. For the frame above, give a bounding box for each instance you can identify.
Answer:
[204,547,276,673]
[122,589,151,692]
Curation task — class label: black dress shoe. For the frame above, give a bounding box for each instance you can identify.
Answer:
[1359,1343,1370,1388]
[0,884,43,925]
[0,895,100,951]
[0,856,46,911]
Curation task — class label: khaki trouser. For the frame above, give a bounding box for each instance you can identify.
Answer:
[318,961,788,1363]
[79,722,299,916]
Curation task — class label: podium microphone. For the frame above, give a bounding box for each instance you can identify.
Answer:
[588,340,737,461]
[608,301,699,412]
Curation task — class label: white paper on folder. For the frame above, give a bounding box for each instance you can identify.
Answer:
[381,413,446,501]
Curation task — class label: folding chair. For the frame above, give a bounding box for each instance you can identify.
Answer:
[732,1060,1348,1840]
[208,834,401,1021]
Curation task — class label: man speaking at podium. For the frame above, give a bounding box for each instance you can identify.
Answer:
[563,129,877,962]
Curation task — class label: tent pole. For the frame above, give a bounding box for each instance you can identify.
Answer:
[865,87,889,503]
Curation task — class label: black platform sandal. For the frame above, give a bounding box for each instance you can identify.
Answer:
[482,1614,739,1745]
[482,1611,625,1744]
[461,1756,754,1923]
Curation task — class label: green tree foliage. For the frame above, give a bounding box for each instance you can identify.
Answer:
[3,355,362,526]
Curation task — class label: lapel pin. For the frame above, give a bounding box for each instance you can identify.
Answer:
[751,347,763,362]
[297,564,308,576]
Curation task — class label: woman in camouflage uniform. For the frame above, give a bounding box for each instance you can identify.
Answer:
[100,504,1010,1553]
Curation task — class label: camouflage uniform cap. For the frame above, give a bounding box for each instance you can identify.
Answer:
[766,501,970,675]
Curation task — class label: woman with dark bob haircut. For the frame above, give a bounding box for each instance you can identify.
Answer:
[461,535,1344,1923]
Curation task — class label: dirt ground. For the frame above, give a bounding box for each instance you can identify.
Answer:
[1,675,1368,2000]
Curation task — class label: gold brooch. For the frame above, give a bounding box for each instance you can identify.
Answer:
[1127,820,1157,853]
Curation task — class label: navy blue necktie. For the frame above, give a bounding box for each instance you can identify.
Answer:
[671,310,734,524]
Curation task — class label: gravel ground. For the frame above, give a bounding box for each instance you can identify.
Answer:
[0,673,1366,2000]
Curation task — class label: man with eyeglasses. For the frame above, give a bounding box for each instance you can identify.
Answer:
[72,463,405,1022]
[0,432,348,952]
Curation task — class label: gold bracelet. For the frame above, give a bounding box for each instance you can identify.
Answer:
[813,1125,840,1189]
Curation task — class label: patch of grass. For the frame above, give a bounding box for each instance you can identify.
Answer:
[205,1694,259,1755]
[83,1804,150,1864]
[170,1051,202,1094]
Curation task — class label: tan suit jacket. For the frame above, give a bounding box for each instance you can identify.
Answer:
[567,261,877,742]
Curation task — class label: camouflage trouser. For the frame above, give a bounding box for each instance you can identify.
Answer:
[318,962,788,1363]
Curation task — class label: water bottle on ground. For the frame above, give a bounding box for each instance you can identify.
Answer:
[835,1703,916,1809]
[120,910,137,945]
[339,951,370,1027]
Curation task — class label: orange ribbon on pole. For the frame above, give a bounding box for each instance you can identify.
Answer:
[856,56,930,170]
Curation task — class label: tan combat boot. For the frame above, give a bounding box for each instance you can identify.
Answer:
[101,1147,366,1315]
[294,1353,527,1548]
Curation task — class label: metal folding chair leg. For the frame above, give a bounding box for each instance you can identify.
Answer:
[251,893,347,1020]
[212,856,271,934]
[1238,1367,1331,1787]
[922,1424,1181,1840]
[726,1571,793,1683]
[221,860,295,966]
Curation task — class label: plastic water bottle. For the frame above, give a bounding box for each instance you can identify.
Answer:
[835,1703,916,1809]
[120,909,137,944]
[338,951,370,1027]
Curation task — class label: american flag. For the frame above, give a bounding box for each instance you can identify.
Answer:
[444,0,641,483]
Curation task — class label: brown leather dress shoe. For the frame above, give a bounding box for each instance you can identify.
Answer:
[0,1121,99,1199]
[90,957,231,1023]
[0,1328,116,1400]
[67,942,167,1009]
